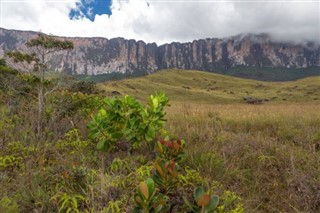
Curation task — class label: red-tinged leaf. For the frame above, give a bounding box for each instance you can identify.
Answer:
[177,139,181,145]
[155,163,164,177]
[171,161,176,171]
[164,162,169,170]
[173,143,179,150]
[134,195,142,204]
[139,182,149,199]
[197,194,210,207]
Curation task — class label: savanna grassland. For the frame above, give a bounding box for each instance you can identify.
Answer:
[101,69,320,212]
[1,65,319,212]
[165,103,320,212]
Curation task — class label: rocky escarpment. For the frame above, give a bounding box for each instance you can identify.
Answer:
[0,28,319,75]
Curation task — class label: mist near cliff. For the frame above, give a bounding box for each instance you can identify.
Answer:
[1,0,319,44]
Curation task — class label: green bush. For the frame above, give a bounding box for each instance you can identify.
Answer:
[88,93,169,152]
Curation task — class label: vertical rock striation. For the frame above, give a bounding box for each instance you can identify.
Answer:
[1,28,319,75]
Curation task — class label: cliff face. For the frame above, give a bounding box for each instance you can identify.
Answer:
[0,28,319,75]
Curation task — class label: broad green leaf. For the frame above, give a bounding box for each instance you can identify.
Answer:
[146,178,155,198]
[154,204,163,213]
[96,140,105,150]
[194,187,205,202]
[206,195,219,211]
[99,109,106,116]
[152,98,159,108]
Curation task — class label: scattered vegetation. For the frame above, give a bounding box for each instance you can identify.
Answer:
[1,42,319,212]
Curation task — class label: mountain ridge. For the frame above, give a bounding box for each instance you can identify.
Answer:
[0,28,319,76]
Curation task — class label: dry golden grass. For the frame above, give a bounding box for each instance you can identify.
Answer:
[164,102,320,212]
[166,102,320,123]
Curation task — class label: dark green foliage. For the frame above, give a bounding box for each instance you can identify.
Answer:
[0,61,17,92]
[70,80,97,94]
[0,58,6,66]
[76,71,144,83]
[26,33,74,50]
[6,51,39,64]
[88,93,169,152]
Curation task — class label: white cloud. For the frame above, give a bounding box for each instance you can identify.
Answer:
[1,0,319,44]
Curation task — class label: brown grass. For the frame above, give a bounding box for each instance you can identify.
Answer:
[165,102,320,212]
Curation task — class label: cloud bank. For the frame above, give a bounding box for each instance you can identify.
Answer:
[1,0,319,44]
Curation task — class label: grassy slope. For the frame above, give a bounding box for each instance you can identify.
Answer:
[99,69,320,211]
[99,69,320,104]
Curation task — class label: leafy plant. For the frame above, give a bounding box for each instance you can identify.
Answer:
[88,93,169,152]
[134,178,168,213]
[109,158,130,174]
[157,138,186,163]
[0,196,19,213]
[122,165,153,188]
[51,193,87,213]
[179,167,204,188]
[216,191,244,213]
[183,187,219,213]
[0,155,22,171]
[152,158,180,194]
[104,200,122,213]
[55,128,90,149]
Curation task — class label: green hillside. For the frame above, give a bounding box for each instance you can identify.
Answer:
[100,69,320,104]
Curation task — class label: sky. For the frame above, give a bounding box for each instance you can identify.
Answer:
[1,0,319,45]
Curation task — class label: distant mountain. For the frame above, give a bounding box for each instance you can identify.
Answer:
[0,28,319,76]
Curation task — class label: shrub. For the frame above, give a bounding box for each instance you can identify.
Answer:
[157,138,186,163]
[88,93,169,152]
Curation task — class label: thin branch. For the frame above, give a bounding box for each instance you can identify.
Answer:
[44,81,61,97]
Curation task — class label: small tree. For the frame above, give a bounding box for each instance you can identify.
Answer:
[6,34,74,139]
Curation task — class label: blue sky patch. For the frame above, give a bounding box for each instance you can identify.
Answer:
[69,0,112,22]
